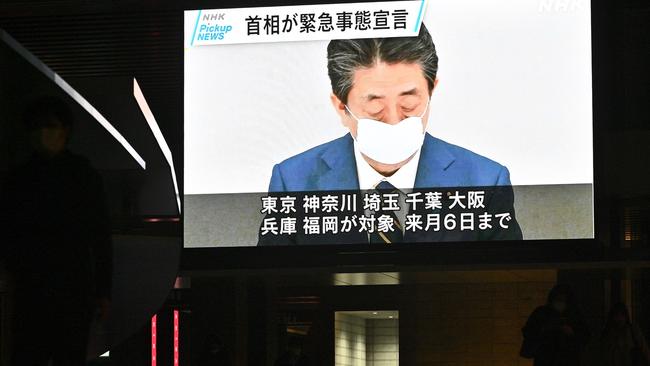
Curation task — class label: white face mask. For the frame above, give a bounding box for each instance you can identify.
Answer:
[346,99,429,165]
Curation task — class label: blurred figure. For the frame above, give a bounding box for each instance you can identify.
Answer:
[520,284,590,366]
[1,96,112,366]
[592,302,650,366]
[196,334,231,366]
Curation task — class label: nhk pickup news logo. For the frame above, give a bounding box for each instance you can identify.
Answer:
[196,12,233,41]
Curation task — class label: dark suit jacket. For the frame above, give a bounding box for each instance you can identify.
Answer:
[259,133,522,245]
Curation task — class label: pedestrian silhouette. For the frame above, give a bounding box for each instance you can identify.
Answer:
[1,96,112,366]
[521,284,590,366]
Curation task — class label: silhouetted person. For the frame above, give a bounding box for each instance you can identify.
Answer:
[196,334,231,366]
[520,284,590,366]
[1,96,112,366]
[591,302,650,366]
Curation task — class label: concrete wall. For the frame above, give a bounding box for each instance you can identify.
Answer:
[335,313,366,366]
[366,319,398,366]
[401,281,557,366]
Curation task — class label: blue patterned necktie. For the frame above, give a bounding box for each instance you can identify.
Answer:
[369,180,404,244]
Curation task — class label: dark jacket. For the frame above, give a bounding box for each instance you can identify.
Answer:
[522,304,590,366]
[2,151,112,300]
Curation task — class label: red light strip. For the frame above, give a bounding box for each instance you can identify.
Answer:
[174,310,180,366]
[151,314,157,366]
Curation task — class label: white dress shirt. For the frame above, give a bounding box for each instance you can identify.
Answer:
[353,142,421,235]
[353,142,421,191]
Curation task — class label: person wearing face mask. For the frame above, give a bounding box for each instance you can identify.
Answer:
[258,24,521,246]
[520,284,591,366]
[585,302,650,366]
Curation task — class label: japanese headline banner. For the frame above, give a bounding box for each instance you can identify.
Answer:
[184,0,427,46]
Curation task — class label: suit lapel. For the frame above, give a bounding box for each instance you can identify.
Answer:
[404,134,457,243]
[414,133,456,189]
[313,134,364,245]
[315,133,455,190]
[316,133,360,191]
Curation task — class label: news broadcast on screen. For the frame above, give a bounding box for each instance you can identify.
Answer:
[183,0,594,247]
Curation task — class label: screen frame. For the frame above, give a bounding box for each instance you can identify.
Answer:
[179,0,618,271]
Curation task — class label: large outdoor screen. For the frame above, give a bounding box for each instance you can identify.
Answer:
[183,0,594,247]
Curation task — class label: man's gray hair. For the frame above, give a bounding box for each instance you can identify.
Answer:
[327,24,438,104]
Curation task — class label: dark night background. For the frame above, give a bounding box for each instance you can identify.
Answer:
[1,0,649,365]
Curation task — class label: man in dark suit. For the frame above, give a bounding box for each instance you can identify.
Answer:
[259,24,521,245]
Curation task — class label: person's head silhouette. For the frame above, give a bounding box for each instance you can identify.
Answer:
[23,96,73,157]
[547,284,574,314]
